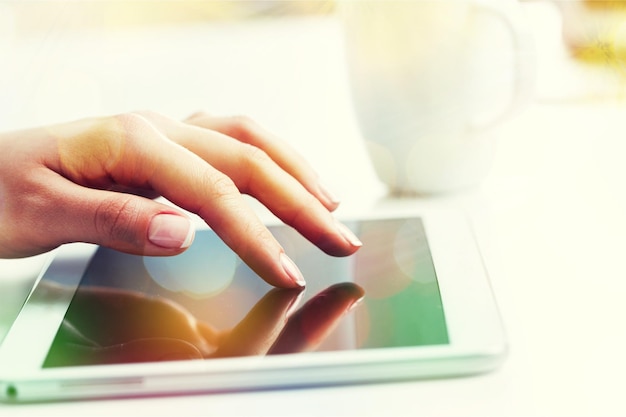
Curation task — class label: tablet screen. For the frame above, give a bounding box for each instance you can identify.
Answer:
[42,217,448,367]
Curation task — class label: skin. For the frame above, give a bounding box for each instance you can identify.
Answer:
[0,111,362,288]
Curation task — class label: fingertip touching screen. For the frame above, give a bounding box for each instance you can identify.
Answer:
[43,217,448,367]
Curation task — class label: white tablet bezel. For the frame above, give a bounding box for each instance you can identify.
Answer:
[0,206,506,402]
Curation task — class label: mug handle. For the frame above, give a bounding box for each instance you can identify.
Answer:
[468,0,536,132]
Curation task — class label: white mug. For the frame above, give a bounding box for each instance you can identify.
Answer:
[340,0,535,195]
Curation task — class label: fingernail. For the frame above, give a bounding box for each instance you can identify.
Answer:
[318,181,341,207]
[347,295,365,312]
[286,290,305,317]
[335,219,363,247]
[148,214,195,249]
[280,252,306,287]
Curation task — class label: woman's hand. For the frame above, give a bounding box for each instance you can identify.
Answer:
[0,111,362,287]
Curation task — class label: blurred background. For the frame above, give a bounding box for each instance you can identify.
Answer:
[2,2,626,415]
[3,0,626,335]
[2,0,626,121]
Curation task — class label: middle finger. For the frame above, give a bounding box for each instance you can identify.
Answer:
[143,113,362,257]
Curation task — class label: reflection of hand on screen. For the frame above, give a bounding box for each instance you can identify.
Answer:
[215,283,365,357]
[268,283,365,354]
[45,283,364,366]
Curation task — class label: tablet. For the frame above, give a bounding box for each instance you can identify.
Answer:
[0,207,506,402]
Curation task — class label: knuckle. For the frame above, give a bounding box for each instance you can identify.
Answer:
[129,110,173,128]
[230,114,256,129]
[58,116,129,172]
[186,110,211,121]
[237,144,273,193]
[115,112,154,136]
[228,115,259,141]
[203,172,239,204]
[98,114,147,153]
[105,112,167,162]
[85,115,146,172]
[129,110,159,119]
[194,172,241,214]
[240,143,272,169]
[94,195,143,245]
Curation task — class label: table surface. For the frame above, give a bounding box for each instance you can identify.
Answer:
[1,3,626,416]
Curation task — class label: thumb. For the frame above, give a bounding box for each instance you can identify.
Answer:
[51,182,195,256]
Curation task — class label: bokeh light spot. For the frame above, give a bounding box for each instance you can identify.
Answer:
[144,231,236,298]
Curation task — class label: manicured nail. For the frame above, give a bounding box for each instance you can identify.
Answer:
[318,181,341,207]
[335,219,363,247]
[280,252,306,287]
[148,214,195,249]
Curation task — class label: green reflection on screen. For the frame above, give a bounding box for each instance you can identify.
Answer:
[42,217,448,367]
[362,281,448,347]
[354,218,448,348]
